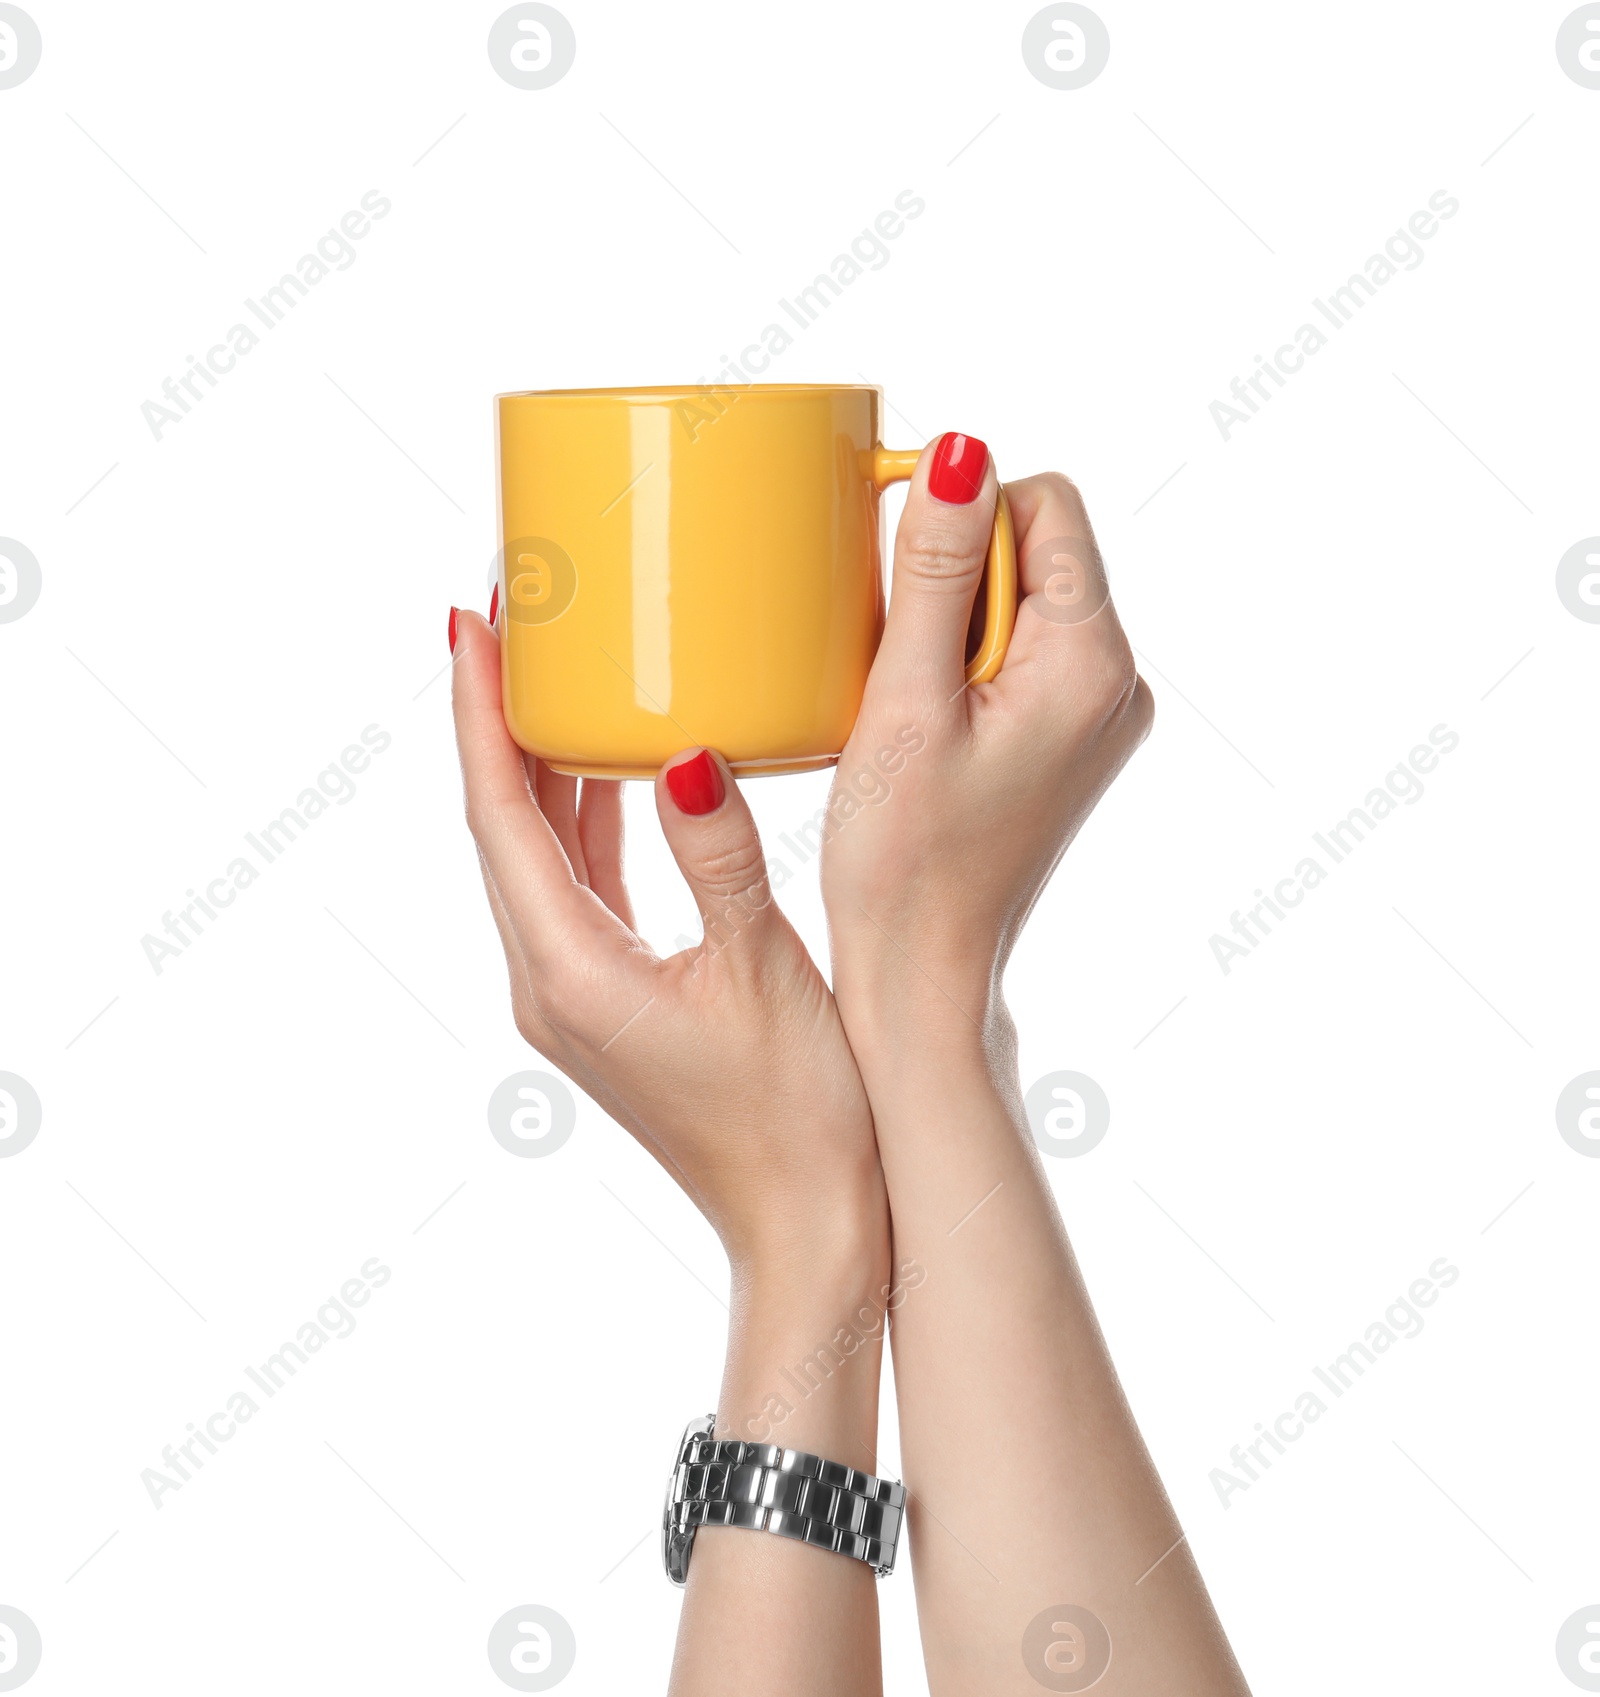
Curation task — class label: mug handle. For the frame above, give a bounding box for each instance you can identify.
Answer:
[869,446,1018,685]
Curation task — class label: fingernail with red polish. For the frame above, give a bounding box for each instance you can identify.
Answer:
[448,606,459,653]
[928,432,989,504]
[666,749,725,816]
[489,583,499,626]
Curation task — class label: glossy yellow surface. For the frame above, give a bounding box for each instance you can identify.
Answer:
[496,385,1016,778]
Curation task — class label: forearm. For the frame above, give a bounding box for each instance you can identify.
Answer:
[669,1200,893,1697]
[837,968,1249,1695]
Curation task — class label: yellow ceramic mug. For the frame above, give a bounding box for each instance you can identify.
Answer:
[494,384,1016,778]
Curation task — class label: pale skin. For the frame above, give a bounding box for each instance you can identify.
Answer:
[450,443,1250,1694]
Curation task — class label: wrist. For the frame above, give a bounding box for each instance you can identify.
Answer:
[728,1171,891,1332]
[832,950,1017,1083]
[724,1138,886,1258]
[716,1197,894,1456]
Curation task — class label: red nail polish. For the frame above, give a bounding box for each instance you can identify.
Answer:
[448,606,459,652]
[666,749,725,816]
[928,432,989,504]
[489,583,499,626]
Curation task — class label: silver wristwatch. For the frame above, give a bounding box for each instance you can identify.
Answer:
[662,1414,906,1584]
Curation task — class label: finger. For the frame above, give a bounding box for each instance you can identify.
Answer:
[475,849,540,1025]
[985,476,1156,752]
[449,609,603,963]
[872,432,998,707]
[578,779,637,930]
[1006,471,1111,622]
[1003,469,1092,560]
[531,759,590,885]
[999,472,1129,678]
[653,749,779,958]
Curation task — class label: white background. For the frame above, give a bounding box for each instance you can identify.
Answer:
[2,2,1597,1692]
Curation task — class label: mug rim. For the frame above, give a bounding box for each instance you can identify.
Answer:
[496,382,881,401]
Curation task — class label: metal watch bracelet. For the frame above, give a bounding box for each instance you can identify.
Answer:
[662,1414,906,1585]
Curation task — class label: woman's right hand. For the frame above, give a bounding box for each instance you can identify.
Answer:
[450,609,886,1278]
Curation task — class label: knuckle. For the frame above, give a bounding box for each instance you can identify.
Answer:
[510,988,547,1048]
[1077,639,1140,719]
[694,832,770,906]
[1125,675,1156,743]
[464,783,512,845]
[1037,469,1090,521]
[463,790,489,840]
[899,524,985,589]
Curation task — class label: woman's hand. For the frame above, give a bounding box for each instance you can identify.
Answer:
[821,439,1154,1024]
[451,612,896,1694]
[811,444,1247,1696]
[449,609,884,1277]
